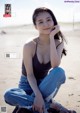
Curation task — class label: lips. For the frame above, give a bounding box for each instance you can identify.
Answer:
[43,28,50,30]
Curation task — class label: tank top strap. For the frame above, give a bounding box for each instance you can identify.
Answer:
[35,41,38,53]
[34,38,39,55]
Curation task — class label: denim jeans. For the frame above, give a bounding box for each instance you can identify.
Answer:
[4,67,66,110]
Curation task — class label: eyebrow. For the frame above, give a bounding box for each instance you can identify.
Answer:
[37,17,51,22]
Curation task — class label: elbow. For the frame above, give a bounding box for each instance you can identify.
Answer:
[51,60,61,68]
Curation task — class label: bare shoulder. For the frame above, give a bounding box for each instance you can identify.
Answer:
[23,39,37,56]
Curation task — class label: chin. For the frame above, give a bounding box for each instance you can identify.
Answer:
[42,31,51,35]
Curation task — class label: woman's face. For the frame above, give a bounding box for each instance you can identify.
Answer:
[35,11,54,35]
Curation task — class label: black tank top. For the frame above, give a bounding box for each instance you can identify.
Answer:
[22,42,51,80]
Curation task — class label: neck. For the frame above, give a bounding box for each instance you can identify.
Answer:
[38,34,50,46]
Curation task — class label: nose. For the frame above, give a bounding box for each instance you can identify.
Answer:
[43,21,49,27]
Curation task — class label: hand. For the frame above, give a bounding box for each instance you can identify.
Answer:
[32,94,45,113]
[50,25,60,38]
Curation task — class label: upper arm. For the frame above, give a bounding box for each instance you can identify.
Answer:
[23,43,34,76]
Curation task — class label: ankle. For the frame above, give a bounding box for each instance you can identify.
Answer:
[50,100,61,107]
[50,101,68,112]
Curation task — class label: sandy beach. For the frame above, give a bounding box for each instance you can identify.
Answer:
[0,23,80,113]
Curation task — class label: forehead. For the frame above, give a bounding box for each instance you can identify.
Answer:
[36,11,52,21]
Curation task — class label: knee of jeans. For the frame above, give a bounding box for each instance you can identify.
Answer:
[4,89,11,103]
[50,67,66,83]
[4,88,15,104]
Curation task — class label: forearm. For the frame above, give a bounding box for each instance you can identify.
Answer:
[50,36,61,67]
[27,74,42,96]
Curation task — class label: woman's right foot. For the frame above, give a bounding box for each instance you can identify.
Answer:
[49,102,76,113]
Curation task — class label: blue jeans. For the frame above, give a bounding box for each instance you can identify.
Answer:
[4,67,66,110]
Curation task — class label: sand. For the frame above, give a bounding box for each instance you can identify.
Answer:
[0,23,80,113]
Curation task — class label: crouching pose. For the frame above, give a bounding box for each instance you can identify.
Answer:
[4,7,76,113]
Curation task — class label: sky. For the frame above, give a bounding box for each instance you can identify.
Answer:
[0,0,80,27]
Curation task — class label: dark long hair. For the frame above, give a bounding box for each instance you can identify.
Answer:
[32,7,67,56]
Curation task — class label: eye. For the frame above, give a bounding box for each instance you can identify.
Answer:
[39,21,43,24]
[47,19,51,21]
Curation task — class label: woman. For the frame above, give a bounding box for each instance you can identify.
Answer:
[4,7,76,113]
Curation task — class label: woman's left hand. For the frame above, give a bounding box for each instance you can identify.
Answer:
[50,25,60,38]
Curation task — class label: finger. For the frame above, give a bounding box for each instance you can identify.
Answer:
[54,24,59,28]
[39,106,44,113]
[51,25,60,33]
[39,108,43,113]
[56,25,60,31]
[33,105,38,112]
[51,27,55,31]
[32,105,35,111]
[53,25,59,31]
